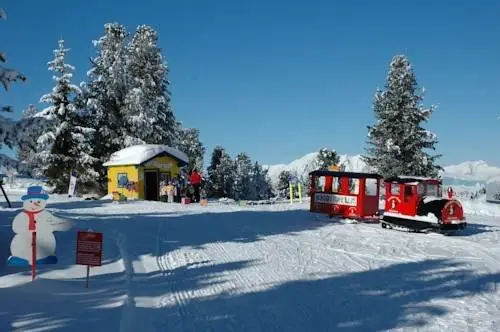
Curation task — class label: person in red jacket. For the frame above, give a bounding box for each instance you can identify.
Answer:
[189,169,202,202]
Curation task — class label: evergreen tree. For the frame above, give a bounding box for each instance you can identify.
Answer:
[205,146,236,199]
[218,151,236,198]
[233,152,253,200]
[16,105,38,176]
[249,161,272,200]
[124,25,177,145]
[207,145,225,197]
[0,6,33,151]
[86,23,130,194]
[362,55,442,178]
[0,7,26,113]
[316,148,340,170]
[176,127,205,172]
[35,40,97,193]
[277,170,292,198]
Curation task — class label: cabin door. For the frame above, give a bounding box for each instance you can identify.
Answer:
[144,170,159,201]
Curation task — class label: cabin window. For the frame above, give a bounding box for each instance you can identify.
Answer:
[159,172,171,184]
[390,183,400,195]
[117,173,129,188]
[331,177,340,193]
[365,178,378,196]
[426,183,438,196]
[349,178,359,195]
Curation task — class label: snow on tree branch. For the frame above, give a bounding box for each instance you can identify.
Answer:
[362,54,442,178]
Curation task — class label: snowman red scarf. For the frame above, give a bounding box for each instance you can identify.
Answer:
[24,210,42,231]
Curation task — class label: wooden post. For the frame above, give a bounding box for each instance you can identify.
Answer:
[0,183,11,208]
[31,231,36,281]
[85,265,90,288]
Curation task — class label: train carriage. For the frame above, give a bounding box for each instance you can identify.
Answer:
[309,170,383,222]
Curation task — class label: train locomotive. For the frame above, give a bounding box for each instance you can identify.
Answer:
[380,176,466,233]
[309,170,467,234]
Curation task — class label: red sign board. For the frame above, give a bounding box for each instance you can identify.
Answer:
[76,231,103,266]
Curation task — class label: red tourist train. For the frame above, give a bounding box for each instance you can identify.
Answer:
[309,170,467,233]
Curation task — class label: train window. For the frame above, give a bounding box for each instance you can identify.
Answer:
[365,178,378,196]
[332,177,340,193]
[316,176,326,192]
[416,183,424,195]
[349,178,359,195]
[390,183,400,195]
[404,186,413,202]
[426,183,438,196]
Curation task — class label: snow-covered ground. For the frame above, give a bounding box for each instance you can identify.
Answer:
[1,179,500,331]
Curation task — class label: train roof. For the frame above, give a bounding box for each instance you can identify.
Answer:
[309,170,383,179]
[384,175,442,184]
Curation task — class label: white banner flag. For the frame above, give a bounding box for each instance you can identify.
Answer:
[68,172,77,197]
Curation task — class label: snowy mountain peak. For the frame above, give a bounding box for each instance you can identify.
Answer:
[442,160,500,181]
[263,152,373,188]
[264,152,500,186]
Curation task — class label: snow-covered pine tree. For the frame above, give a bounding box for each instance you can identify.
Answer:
[207,146,225,198]
[316,148,340,170]
[232,152,253,200]
[35,40,98,193]
[205,146,236,199]
[362,55,442,178]
[0,7,26,113]
[216,150,236,198]
[176,127,205,172]
[16,104,38,176]
[276,170,292,198]
[124,25,177,146]
[86,23,130,193]
[249,161,272,200]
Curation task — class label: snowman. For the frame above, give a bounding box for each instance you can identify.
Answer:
[7,186,72,266]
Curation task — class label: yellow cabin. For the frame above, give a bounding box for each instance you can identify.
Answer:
[103,144,189,201]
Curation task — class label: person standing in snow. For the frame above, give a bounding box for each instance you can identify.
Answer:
[159,181,168,202]
[172,177,180,203]
[189,169,202,203]
[166,181,175,203]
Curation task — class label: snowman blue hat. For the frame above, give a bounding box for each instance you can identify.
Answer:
[21,186,49,201]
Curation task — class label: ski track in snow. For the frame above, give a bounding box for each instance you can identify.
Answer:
[2,195,500,331]
[144,212,500,331]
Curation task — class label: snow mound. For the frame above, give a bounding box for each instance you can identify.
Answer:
[102,144,189,167]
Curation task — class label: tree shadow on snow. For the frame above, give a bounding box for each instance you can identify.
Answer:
[1,201,499,331]
[0,258,498,331]
[0,258,259,332]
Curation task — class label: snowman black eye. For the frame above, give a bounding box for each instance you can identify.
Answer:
[36,201,41,204]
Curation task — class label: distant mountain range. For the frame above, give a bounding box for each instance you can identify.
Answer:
[3,149,499,188]
[263,152,500,188]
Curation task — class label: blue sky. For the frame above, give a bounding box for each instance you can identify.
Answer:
[1,0,499,167]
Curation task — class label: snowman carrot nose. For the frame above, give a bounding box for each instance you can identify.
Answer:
[33,202,40,206]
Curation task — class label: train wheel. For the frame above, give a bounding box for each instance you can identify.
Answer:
[381,222,388,229]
